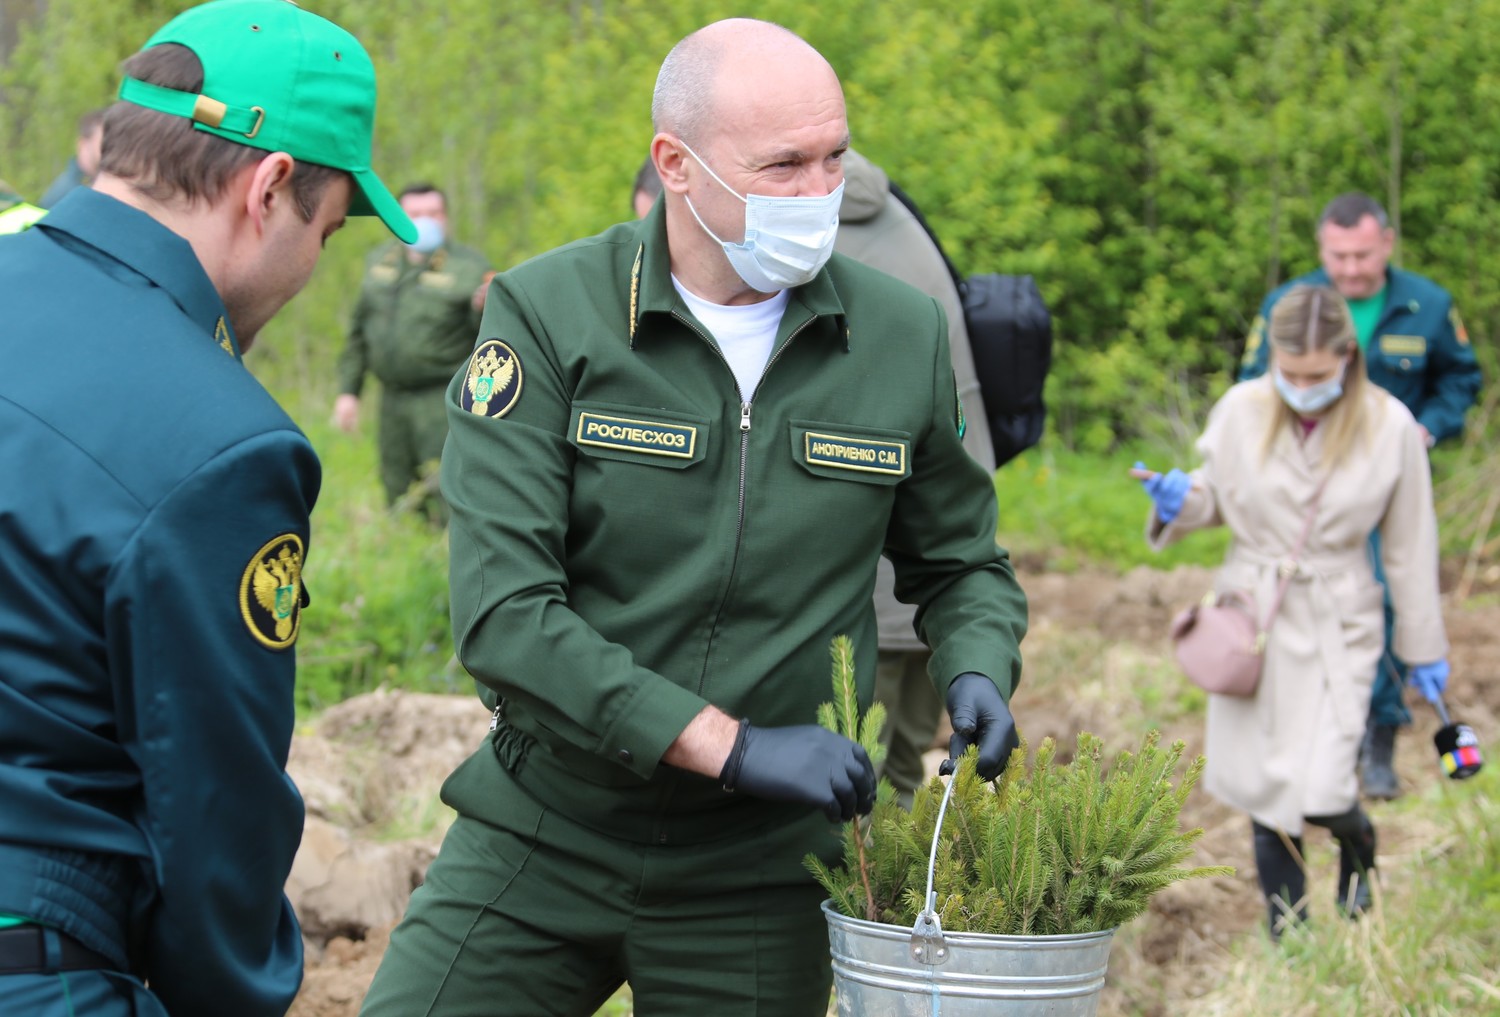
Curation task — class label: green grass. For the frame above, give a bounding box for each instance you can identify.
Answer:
[271,396,461,715]
[273,397,1494,716]
[994,444,1230,573]
[1201,775,1500,1014]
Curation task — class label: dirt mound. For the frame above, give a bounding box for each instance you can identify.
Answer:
[284,569,1500,1016]
[284,690,489,1017]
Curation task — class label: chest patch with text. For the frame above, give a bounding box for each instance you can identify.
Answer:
[803,432,908,475]
[1378,334,1427,357]
[576,412,698,458]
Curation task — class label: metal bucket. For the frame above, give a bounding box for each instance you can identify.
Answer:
[824,767,1114,1015]
[824,901,1114,1016]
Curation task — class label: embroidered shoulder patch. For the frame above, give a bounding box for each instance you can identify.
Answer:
[1450,308,1470,345]
[462,340,523,418]
[804,431,908,475]
[240,534,305,650]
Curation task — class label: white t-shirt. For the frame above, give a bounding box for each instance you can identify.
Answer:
[672,276,789,398]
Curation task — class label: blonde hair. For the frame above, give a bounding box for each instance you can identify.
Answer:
[1259,285,1372,467]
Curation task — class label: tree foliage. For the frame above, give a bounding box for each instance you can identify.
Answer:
[3,0,1497,445]
[808,730,1233,936]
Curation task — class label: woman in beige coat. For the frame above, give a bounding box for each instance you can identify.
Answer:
[1134,285,1449,937]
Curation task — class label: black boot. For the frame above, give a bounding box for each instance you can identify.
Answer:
[1336,813,1377,917]
[1253,822,1307,939]
[1360,722,1401,800]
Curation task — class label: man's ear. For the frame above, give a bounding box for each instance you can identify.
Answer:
[244,151,298,232]
[652,134,690,195]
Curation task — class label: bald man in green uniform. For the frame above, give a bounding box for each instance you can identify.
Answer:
[362,18,1027,1017]
[334,183,492,518]
[0,3,412,1014]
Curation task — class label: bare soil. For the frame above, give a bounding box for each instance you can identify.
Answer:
[284,566,1500,1017]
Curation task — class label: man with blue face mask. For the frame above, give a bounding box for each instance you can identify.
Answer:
[333,182,493,519]
[361,18,1027,1017]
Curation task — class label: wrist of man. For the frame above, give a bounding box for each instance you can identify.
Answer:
[661,704,739,778]
[718,718,752,791]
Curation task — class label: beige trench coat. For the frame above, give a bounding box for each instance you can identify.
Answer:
[1150,377,1447,834]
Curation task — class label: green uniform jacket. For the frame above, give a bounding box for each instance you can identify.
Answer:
[337,240,491,395]
[441,203,1027,849]
[1239,266,1481,443]
[0,188,313,1015]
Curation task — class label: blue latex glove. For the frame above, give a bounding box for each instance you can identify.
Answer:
[1410,660,1450,703]
[945,673,1019,781]
[1134,461,1191,524]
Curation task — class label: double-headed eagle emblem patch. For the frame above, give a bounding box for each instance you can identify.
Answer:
[239,534,305,650]
[462,339,523,418]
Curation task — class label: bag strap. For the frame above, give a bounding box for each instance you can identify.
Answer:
[1255,474,1330,642]
[886,179,968,297]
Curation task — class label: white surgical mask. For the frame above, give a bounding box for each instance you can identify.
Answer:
[1274,364,1345,415]
[406,216,446,254]
[680,141,843,293]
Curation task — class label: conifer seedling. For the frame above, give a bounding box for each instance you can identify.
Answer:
[806,635,1232,935]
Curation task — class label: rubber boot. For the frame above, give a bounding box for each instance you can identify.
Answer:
[1252,822,1307,940]
[1336,814,1377,917]
[1360,722,1401,800]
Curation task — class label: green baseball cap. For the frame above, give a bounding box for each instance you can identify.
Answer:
[117,0,415,242]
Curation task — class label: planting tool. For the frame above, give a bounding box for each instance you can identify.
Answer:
[1432,696,1483,780]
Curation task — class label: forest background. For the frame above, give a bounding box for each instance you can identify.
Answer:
[3,0,1499,705]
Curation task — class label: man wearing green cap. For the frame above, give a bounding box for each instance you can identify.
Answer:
[0,3,412,1015]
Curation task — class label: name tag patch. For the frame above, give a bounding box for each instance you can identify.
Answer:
[1378,334,1427,357]
[804,431,907,475]
[576,412,697,459]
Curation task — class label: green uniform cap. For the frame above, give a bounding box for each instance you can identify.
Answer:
[117,0,415,243]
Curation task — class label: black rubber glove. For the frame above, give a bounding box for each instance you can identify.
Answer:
[720,721,876,822]
[946,673,1019,781]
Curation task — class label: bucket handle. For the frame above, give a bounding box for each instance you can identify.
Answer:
[909,759,958,965]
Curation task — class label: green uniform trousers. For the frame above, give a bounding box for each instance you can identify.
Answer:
[360,760,835,1017]
[1367,530,1412,727]
[378,384,450,516]
[873,650,942,807]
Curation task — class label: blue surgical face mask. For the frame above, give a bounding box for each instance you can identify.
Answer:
[406,216,445,255]
[679,141,843,293]
[1274,363,1345,414]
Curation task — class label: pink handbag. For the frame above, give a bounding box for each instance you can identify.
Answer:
[1169,479,1326,697]
[1170,590,1265,696]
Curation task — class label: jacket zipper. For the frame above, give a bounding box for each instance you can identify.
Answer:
[671,310,818,696]
[652,309,817,845]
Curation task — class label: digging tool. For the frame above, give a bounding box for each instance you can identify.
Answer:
[1432,696,1483,779]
